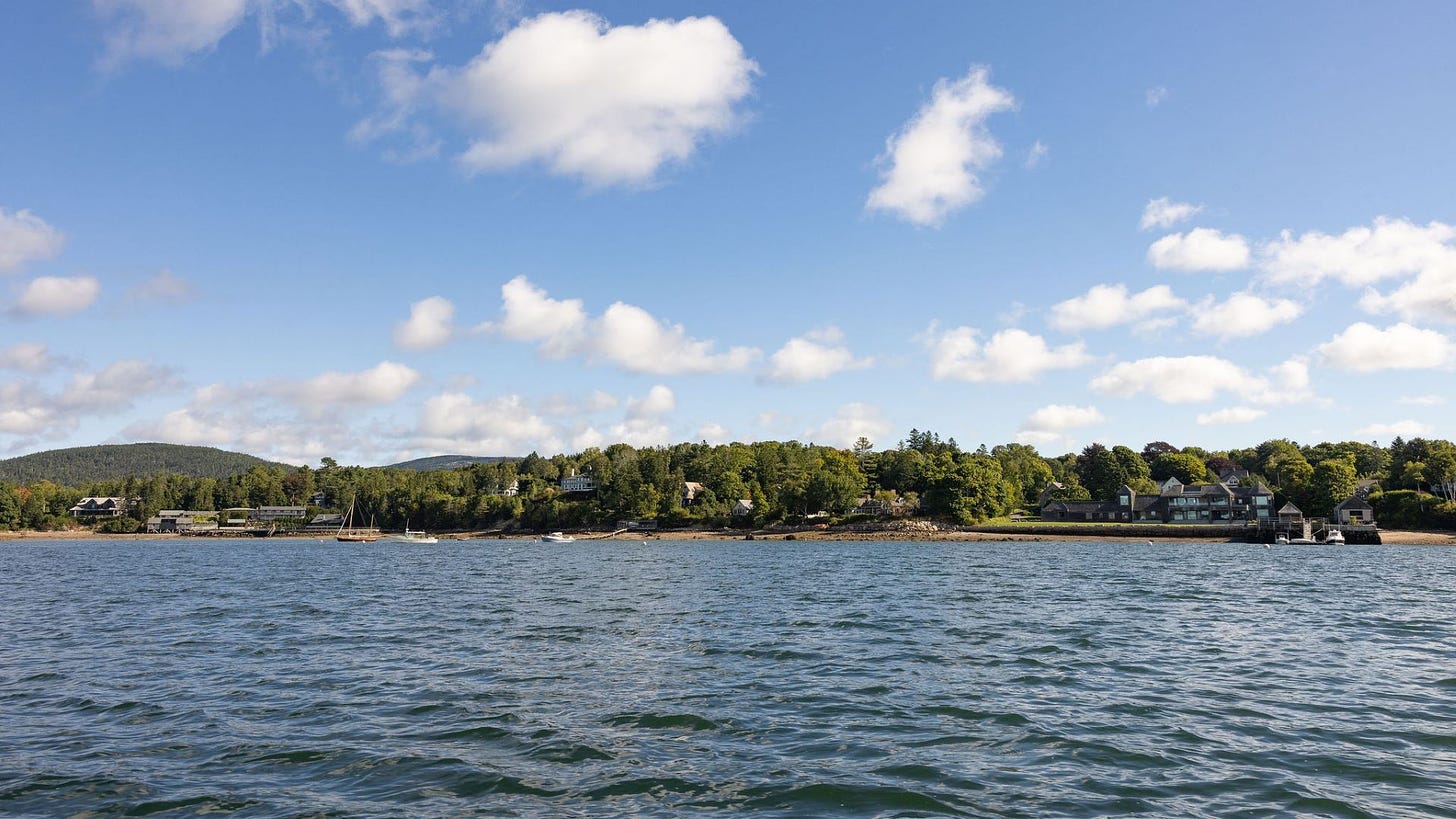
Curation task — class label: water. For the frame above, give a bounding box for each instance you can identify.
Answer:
[3,538,1455,817]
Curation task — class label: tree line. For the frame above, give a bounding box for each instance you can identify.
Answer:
[2,434,1454,532]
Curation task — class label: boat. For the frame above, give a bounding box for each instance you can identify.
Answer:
[1323,528,1346,545]
[391,525,438,544]
[1275,533,1289,545]
[1289,537,1318,545]
[541,532,575,543]
[336,495,380,542]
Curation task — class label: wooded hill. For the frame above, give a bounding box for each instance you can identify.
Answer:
[386,455,516,471]
[0,443,291,485]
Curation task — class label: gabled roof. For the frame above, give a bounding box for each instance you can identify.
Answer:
[1278,502,1303,514]
[1334,496,1374,511]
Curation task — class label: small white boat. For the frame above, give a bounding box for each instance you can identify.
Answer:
[392,529,438,544]
[1324,529,1345,545]
[1275,533,1289,545]
[541,532,575,543]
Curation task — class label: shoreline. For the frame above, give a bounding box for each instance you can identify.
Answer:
[3,527,1454,546]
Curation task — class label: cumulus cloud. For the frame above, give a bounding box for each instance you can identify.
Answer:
[394,295,456,350]
[279,361,422,414]
[127,403,371,466]
[808,403,892,448]
[866,66,1016,226]
[15,276,100,316]
[416,392,557,453]
[0,359,177,442]
[433,11,757,186]
[1048,284,1185,332]
[1147,228,1251,271]
[626,384,675,419]
[1358,420,1435,440]
[596,302,758,375]
[1140,197,1203,231]
[1196,407,1267,425]
[926,326,1090,382]
[1258,217,1455,287]
[0,342,57,373]
[0,209,66,273]
[761,327,872,383]
[697,422,731,444]
[1016,403,1103,447]
[485,275,590,356]
[1190,292,1303,339]
[1091,355,1314,406]
[1316,322,1455,372]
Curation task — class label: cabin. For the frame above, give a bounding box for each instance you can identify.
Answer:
[1333,496,1375,527]
[1278,502,1304,528]
[682,482,706,506]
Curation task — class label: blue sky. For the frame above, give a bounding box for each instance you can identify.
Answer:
[2,1,1455,465]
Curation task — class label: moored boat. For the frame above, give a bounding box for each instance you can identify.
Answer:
[392,528,438,544]
[542,531,575,543]
[1323,528,1345,545]
[336,494,381,542]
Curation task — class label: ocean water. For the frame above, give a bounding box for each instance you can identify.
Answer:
[2,538,1455,817]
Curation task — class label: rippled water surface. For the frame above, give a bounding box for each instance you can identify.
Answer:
[4,538,1456,817]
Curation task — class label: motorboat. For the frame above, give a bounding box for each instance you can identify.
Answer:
[1323,529,1346,545]
[392,528,438,544]
[1275,533,1289,545]
[541,532,575,543]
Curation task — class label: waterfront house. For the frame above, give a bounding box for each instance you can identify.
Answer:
[250,506,307,522]
[304,513,344,532]
[493,479,520,497]
[1278,502,1304,528]
[1333,496,1375,526]
[852,496,893,516]
[1039,476,1273,524]
[145,510,219,534]
[731,499,754,518]
[69,497,129,517]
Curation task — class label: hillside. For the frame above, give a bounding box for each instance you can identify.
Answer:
[0,443,292,485]
[386,455,516,471]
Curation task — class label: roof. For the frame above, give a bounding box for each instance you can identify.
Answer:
[1278,502,1303,514]
[1334,496,1374,511]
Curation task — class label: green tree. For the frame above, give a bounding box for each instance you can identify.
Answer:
[1310,458,1358,515]
[1150,452,1213,484]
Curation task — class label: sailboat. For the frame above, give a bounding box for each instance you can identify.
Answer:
[336,495,381,542]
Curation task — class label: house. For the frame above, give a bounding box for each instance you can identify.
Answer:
[1353,479,1379,499]
[1037,481,1067,507]
[1039,476,1274,524]
[1218,467,1251,487]
[1278,502,1304,527]
[69,497,129,517]
[145,510,218,534]
[494,480,520,497]
[250,506,307,521]
[682,482,706,506]
[304,513,344,532]
[852,496,892,516]
[731,499,754,518]
[1333,496,1375,526]
[560,471,595,493]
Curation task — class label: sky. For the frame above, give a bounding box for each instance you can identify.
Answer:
[2,1,1455,466]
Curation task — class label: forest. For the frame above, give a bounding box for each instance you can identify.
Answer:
[2,434,1454,533]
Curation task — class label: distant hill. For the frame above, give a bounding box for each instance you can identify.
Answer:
[386,455,516,471]
[0,443,292,485]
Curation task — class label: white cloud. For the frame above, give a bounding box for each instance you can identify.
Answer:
[394,295,456,350]
[484,275,589,356]
[417,392,557,453]
[328,0,436,37]
[1358,258,1456,324]
[486,277,758,375]
[1021,404,1104,432]
[1147,228,1251,271]
[609,418,674,448]
[626,384,675,419]
[96,0,248,67]
[761,327,872,383]
[697,422,731,444]
[1025,140,1049,169]
[0,342,56,373]
[1357,420,1435,440]
[1258,217,1456,287]
[1316,322,1455,372]
[808,403,892,448]
[926,326,1090,382]
[15,276,100,316]
[436,11,757,186]
[595,302,758,375]
[1398,395,1446,406]
[1145,86,1168,107]
[866,66,1016,226]
[0,209,65,273]
[1091,356,1260,404]
[351,49,443,163]
[282,361,421,413]
[0,359,176,442]
[1196,407,1267,425]
[1048,284,1185,332]
[1190,292,1303,339]
[1140,197,1203,230]
[1254,358,1316,406]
